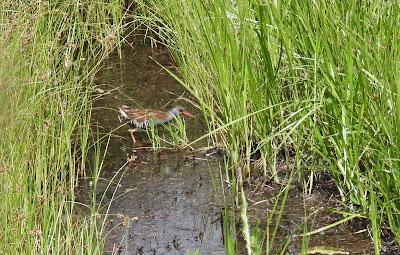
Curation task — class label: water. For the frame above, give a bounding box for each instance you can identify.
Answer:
[98,151,225,255]
[78,41,225,254]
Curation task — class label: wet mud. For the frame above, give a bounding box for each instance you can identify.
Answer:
[242,162,400,255]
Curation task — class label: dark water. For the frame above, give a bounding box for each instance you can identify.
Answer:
[97,151,225,255]
[79,42,225,255]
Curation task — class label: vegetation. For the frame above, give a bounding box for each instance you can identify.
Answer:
[1,0,399,254]
[0,1,125,254]
[135,0,400,253]
[146,116,189,149]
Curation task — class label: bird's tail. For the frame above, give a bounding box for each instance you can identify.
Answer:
[118,107,130,123]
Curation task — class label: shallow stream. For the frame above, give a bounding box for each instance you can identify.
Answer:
[78,41,225,254]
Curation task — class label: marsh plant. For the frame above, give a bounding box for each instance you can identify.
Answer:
[134,0,400,253]
[146,114,189,149]
[0,1,129,254]
[1,0,399,254]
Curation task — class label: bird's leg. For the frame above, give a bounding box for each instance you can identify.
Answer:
[128,128,137,143]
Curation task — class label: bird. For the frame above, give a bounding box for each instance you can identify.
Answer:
[118,105,193,143]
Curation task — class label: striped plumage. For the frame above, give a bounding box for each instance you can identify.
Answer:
[118,105,192,143]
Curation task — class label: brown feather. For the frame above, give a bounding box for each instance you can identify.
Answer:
[122,108,168,122]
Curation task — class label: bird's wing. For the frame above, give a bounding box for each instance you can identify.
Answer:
[122,108,163,122]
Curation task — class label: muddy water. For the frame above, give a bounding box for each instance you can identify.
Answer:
[82,42,225,254]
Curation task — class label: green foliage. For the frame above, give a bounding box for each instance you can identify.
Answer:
[146,115,189,149]
[185,249,201,255]
[0,1,126,254]
[134,0,400,253]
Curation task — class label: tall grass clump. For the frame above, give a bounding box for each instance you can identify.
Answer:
[0,1,127,253]
[146,115,190,149]
[134,0,400,252]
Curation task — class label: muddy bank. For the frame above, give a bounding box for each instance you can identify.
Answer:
[241,163,400,254]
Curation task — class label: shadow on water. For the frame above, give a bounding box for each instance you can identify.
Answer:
[77,40,225,254]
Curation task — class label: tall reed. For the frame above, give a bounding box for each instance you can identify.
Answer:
[134,0,400,252]
[0,1,126,253]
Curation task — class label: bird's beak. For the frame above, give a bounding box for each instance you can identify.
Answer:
[182,111,193,118]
